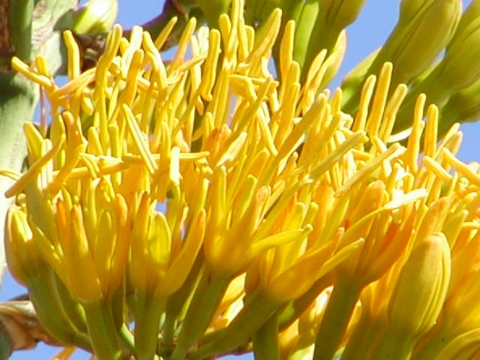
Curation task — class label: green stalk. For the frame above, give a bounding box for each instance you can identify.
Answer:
[134,293,166,360]
[8,0,34,62]
[278,276,331,331]
[341,311,387,360]
[169,271,231,360]
[162,255,204,350]
[312,279,363,360]
[376,327,416,360]
[191,291,281,359]
[252,312,279,360]
[82,300,125,360]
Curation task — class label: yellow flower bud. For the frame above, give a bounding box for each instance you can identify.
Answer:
[5,205,92,350]
[5,206,36,286]
[435,329,480,360]
[72,0,119,35]
[379,233,451,358]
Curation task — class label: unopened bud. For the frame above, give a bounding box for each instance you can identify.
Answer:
[439,77,480,137]
[343,0,461,115]
[72,0,119,35]
[198,0,232,28]
[5,206,36,286]
[438,0,480,90]
[380,233,451,357]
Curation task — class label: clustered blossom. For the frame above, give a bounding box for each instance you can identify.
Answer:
[4,0,480,359]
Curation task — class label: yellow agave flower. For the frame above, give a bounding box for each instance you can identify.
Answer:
[4,0,480,359]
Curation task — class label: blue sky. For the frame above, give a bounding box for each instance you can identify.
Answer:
[3,0,476,359]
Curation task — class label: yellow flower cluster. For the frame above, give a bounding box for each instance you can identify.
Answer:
[4,0,480,359]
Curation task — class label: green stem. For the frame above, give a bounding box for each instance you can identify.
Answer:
[341,310,387,360]
[312,279,362,360]
[162,253,204,353]
[119,323,136,356]
[278,276,331,331]
[82,300,125,360]
[253,312,279,360]
[191,291,280,359]
[169,271,231,360]
[134,293,166,360]
[376,327,416,360]
[8,0,34,62]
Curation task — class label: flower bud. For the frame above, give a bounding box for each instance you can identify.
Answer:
[439,76,480,137]
[319,30,347,89]
[5,206,39,286]
[437,0,480,90]
[380,233,451,357]
[393,0,480,133]
[245,0,285,26]
[301,0,366,80]
[72,0,119,35]
[435,329,480,360]
[376,0,460,85]
[318,0,367,31]
[343,0,460,115]
[198,0,232,28]
[5,205,92,350]
[446,0,480,52]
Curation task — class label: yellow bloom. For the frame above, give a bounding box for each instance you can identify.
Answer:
[4,0,480,359]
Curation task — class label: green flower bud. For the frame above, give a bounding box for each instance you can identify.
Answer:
[317,0,367,31]
[439,76,480,137]
[319,30,347,89]
[379,233,451,358]
[245,0,285,26]
[291,0,321,71]
[72,0,119,35]
[198,0,232,28]
[340,48,379,113]
[393,0,480,133]
[301,0,366,81]
[387,0,460,84]
[446,0,480,52]
[437,0,480,90]
[342,0,461,115]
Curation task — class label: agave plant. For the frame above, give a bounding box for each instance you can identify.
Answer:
[2,1,480,360]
